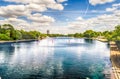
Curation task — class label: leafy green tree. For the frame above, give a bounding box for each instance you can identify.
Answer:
[74,33,83,38]
[0,34,10,40]
[12,30,22,40]
[67,34,74,37]
[2,24,15,39]
[28,31,41,39]
[111,25,120,41]
[83,30,97,38]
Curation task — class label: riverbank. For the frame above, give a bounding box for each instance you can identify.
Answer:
[76,37,108,42]
[95,38,108,42]
[110,41,120,79]
[0,37,108,44]
[0,39,39,44]
[72,37,108,42]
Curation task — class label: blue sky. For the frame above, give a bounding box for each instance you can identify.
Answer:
[43,0,119,20]
[0,0,120,34]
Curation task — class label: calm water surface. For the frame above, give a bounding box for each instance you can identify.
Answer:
[0,37,112,79]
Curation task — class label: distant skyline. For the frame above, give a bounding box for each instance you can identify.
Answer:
[0,0,120,34]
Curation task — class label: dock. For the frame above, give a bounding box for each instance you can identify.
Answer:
[110,41,120,79]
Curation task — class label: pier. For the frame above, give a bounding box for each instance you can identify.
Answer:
[110,41,120,79]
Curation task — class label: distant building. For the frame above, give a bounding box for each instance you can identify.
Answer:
[47,30,50,35]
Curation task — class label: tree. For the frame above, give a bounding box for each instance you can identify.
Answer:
[0,34,10,40]
[12,30,22,40]
[2,24,15,39]
[111,25,120,41]
[74,33,83,38]
[28,31,41,39]
[2,24,14,30]
[83,30,98,38]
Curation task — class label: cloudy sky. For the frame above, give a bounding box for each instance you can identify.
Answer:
[0,0,120,34]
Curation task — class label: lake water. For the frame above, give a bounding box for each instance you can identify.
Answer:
[0,37,112,79]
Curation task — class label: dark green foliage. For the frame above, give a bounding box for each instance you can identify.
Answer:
[74,33,83,38]
[65,25,120,41]
[97,25,120,41]
[12,30,22,40]
[83,30,98,38]
[66,30,101,38]
[110,25,120,41]
[19,30,43,39]
[0,34,10,40]
[0,24,45,40]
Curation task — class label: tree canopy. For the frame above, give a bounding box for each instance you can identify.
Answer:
[0,24,46,41]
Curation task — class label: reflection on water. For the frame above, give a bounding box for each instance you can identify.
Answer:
[84,39,94,44]
[0,38,112,79]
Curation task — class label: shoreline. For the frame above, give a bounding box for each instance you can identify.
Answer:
[95,38,108,42]
[0,37,108,44]
[71,37,108,42]
[81,37,108,42]
[0,39,39,44]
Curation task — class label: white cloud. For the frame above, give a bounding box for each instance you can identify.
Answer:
[106,7,116,12]
[0,5,29,18]
[68,14,120,32]
[0,18,31,30]
[57,0,67,3]
[28,13,55,24]
[0,0,65,18]
[76,17,84,21]
[4,0,56,4]
[106,3,120,12]
[112,3,120,7]
[89,0,115,5]
[66,3,120,34]
[0,13,55,31]
[111,3,120,10]
[26,3,47,12]
[8,18,27,23]
[114,10,120,16]
[47,3,64,10]
[0,0,66,33]
[4,0,64,11]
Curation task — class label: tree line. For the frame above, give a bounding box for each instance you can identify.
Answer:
[67,25,120,41]
[0,24,120,41]
[48,25,120,41]
[0,24,47,40]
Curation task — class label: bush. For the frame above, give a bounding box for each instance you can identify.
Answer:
[0,34,10,40]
